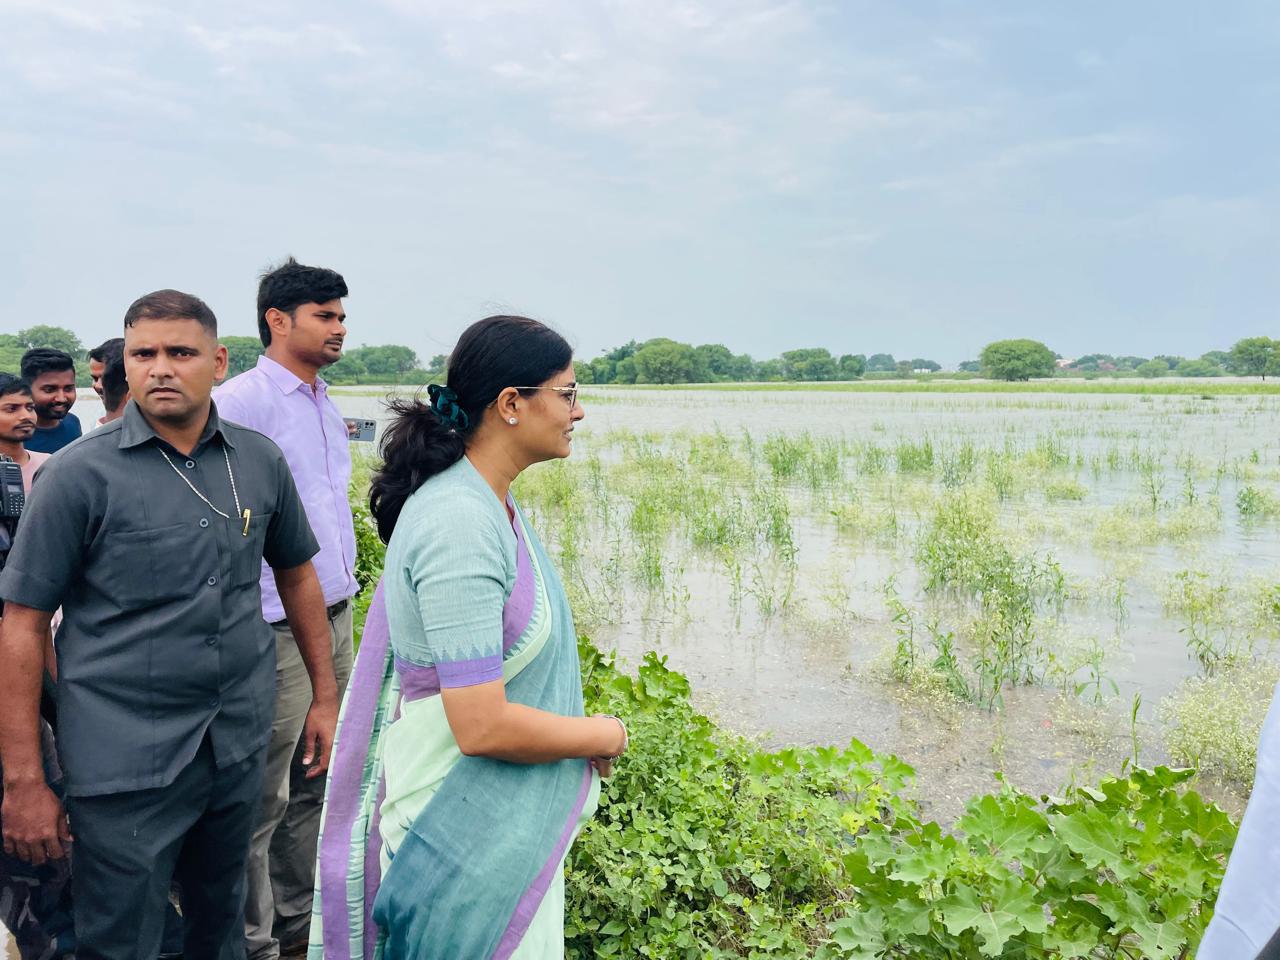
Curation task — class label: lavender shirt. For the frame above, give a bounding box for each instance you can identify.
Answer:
[214,355,357,622]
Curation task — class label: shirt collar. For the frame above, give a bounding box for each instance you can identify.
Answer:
[117,399,236,451]
[257,354,327,396]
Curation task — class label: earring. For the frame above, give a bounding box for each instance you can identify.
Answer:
[508,417,518,425]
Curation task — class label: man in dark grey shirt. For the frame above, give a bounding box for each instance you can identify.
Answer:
[0,290,340,960]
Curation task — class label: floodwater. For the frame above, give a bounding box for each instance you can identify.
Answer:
[325,385,1280,820]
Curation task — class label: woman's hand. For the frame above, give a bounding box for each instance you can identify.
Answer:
[591,757,615,778]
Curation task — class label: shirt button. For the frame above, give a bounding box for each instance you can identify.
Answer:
[186,460,196,468]
[205,636,217,646]
[199,518,209,528]
[207,576,217,586]
[209,697,219,708]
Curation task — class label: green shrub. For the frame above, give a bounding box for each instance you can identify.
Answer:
[568,642,1237,959]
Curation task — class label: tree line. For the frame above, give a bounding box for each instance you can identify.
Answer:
[974,337,1280,381]
[575,340,942,385]
[6,326,1279,387]
[0,326,444,386]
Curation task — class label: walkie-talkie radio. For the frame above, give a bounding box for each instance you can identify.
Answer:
[0,453,26,571]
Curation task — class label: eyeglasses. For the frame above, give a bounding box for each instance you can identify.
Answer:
[511,384,579,407]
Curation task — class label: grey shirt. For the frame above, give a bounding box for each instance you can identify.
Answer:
[0,402,320,797]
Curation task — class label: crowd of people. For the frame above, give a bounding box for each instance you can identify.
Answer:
[0,260,623,960]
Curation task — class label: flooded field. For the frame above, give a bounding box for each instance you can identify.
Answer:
[324,385,1280,821]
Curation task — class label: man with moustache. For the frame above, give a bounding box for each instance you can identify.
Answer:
[215,259,357,959]
[18,351,80,455]
[0,289,339,960]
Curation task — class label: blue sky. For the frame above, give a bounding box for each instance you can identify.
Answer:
[1,1,1277,366]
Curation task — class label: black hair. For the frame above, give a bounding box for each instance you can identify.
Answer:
[369,315,572,542]
[20,348,75,382]
[88,337,124,363]
[123,289,218,336]
[101,343,129,412]
[257,257,349,347]
[0,373,32,400]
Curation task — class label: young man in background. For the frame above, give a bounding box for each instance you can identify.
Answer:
[86,340,123,402]
[19,351,80,455]
[87,339,126,426]
[94,343,131,428]
[215,259,357,959]
[0,375,50,490]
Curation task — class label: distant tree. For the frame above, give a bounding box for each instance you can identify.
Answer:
[613,356,638,384]
[349,344,420,381]
[1229,337,1280,379]
[1136,359,1170,378]
[866,353,897,372]
[219,336,264,378]
[324,353,367,384]
[838,353,866,379]
[753,359,784,381]
[18,325,83,356]
[633,339,697,384]
[978,339,1056,381]
[895,360,914,378]
[1200,350,1230,368]
[727,353,756,382]
[958,360,981,373]
[588,357,616,384]
[780,348,838,381]
[1153,355,1185,369]
[911,358,941,373]
[425,354,448,377]
[573,360,595,384]
[1174,359,1221,378]
[1114,356,1148,371]
[693,343,735,381]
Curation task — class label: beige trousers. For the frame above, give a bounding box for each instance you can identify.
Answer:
[244,603,354,960]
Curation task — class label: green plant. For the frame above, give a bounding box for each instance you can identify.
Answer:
[820,767,1235,960]
[1160,662,1279,787]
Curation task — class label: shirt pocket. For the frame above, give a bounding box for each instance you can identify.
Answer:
[231,511,274,587]
[88,521,217,611]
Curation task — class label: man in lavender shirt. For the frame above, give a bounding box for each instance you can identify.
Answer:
[214,259,356,959]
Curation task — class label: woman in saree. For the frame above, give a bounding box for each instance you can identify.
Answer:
[310,316,628,960]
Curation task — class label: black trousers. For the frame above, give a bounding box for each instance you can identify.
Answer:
[65,736,267,960]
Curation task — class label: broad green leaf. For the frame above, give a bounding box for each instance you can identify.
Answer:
[889,840,952,883]
[958,793,1052,857]
[1053,808,1141,880]
[828,910,888,960]
[940,879,1048,957]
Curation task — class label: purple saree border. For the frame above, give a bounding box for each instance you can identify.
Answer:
[319,581,392,960]
[502,496,535,653]
[491,761,595,960]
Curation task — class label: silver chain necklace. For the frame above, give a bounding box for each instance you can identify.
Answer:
[158,444,251,535]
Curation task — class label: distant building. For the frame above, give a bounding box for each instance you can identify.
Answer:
[1055,357,1076,369]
